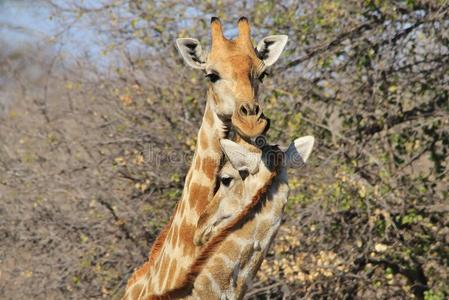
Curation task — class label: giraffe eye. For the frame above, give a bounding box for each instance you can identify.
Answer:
[205,73,220,83]
[220,176,233,187]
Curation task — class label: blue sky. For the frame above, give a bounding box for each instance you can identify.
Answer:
[0,1,246,70]
[0,1,57,47]
[0,0,105,65]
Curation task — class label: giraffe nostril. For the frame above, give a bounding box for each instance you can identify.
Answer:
[239,103,262,117]
[240,105,249,116]
[254,104,260,115]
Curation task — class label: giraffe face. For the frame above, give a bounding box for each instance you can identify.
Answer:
[205,45,267,138]
[218,135,315,205]
[216,136,316,209]
[176,17,288,138]
[215,143,283,203]
[194,137,315,246]
[194,144,272,246]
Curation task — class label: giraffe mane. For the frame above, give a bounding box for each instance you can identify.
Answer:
[125,203,177,289]
[148,168,278,299]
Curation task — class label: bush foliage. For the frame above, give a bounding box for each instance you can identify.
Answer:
[0,1,448,299]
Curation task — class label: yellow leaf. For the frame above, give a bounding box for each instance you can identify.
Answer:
[119,95,133,106]
[374,243,388,252]
[388,85,397,93]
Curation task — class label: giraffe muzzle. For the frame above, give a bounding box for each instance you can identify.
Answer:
[231,102,269,138]
[238,102,260,117]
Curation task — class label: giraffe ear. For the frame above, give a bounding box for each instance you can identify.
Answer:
[256,35,288,66]
[284,136,315,169]
[176,38,207,69]
[220,139,260,175]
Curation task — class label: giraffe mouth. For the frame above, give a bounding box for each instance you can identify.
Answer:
[231,113,269,138]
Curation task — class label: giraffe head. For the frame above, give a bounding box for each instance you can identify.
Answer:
[176,17,288,138]
[218,135,314,202]
[194,136,315,245]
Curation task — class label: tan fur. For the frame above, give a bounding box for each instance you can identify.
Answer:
[199,130,208,150]
[188,183,209,211]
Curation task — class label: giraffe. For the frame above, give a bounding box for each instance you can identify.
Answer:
[123,17,288,299]
[153,136,315,299]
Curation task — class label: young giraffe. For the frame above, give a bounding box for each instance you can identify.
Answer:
[154,136,315,299]
[123,17,288,299]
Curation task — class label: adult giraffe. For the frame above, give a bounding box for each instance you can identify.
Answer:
[123,17,288,299]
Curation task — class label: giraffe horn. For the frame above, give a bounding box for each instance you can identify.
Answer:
[210,17,226,46]
[236,16,253,49]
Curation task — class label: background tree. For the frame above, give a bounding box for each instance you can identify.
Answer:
[0,1,448,299]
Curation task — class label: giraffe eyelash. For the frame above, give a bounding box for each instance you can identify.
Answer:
[205,70,221,83]
[220,175,233,187]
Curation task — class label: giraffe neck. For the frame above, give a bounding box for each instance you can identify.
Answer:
[191,170,290,299]
[123,88,229,299]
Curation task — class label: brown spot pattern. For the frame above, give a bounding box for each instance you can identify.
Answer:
[158,254,169,285]
[235,216,256,237]
[209,136,221,152]
[131,283,144,299]
[201,156,218,181]
[188,182,210,213]
[220,240,241,260]
[207,256,230,290]
[126,260,150,288]
[178,220,196,257]
[194,272,215,298]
